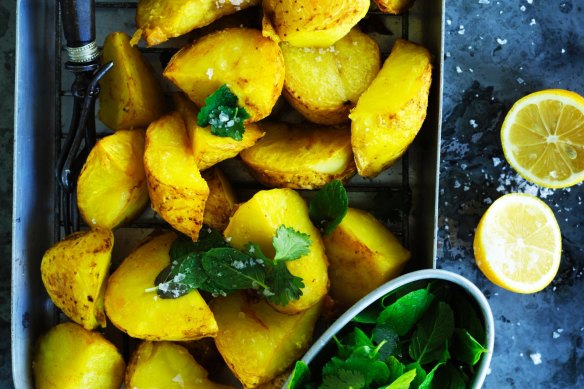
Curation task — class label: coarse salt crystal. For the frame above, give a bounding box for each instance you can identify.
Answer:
[553,331,560,339]
[530,353,542,365]
[497,38,507,45]
[520,5,526,11]
[530,18,536,26]
[470,119,478,128]
[206,68,214,80]
[456,66,463,73]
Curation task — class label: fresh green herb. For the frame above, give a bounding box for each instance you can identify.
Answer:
[272,225,311,262]
[309,179,349,235]
[201,247,267,291]
[154,252,207,299]
[264,261,305,306]
[288,361,312,389]
[197,84,250,141]
[452,329,488,366]
[409,302,454,365]
[384,368,417,389]
[320,369,366,389]
[377,288,435,336]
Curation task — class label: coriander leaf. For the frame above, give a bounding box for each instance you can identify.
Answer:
[320,369,366,389]
[264,261,304,306]
[197,84,250,141]
[383,368,417,389]
[409,302,454,365]
[386,356,405,383]
[378,289,435,336]
[452,328,488,366]
[155,252,207,299]
[372,323,399,360]
[287,361,312,389]
[272,225,311,262]
[308,179,348,235]
[201,247,267,291]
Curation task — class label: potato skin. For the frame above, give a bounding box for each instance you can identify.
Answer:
[77,129,148,229]
[262,0,370,47]
[33,322,125,389]
[350,39,432,177]
[133,0,261,46]
[41,228,113,330]
[240,122,356,189]
[99,32,166,130]
[164,28,284,123]
[281,28,380,125]
[202,167,237,231]
[104,232,218,340]
[374,0,415,14]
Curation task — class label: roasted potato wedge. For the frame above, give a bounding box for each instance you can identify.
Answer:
[99,32,166,130]
[104,232,218,340]
[374,0,415,14]
[211,292,321,388]
[323,208,411,307]
[255,371,291,389]
[41,228,113,330]
[201,167,237,231]
[144,112,209,240]
[262,0,369,47]
[164,28,284,122]
[77,129,148,229]
[350,39,432,177]
[32,322,125,389]
[173,93,264,170]
[133,0,261,47]
[281,28,380,125]
[240,122,356,189]
[223,189,329,314]
[126,341,233,389]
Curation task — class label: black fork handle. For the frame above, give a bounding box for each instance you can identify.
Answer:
[59,0,96,48]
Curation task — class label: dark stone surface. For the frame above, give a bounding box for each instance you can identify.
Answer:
[439,1,584,388]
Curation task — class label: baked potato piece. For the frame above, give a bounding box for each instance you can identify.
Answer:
[133,0,261,47]
[374,0,415,14]
[323,208,410,307]
[41,228,113,330]
[77,129,149,229]
[281,28,380,125]
[99,32,166,130]
[255,371,291,389]
[223,189,329,314]
[211,292,321,388]
[32,322,125,389]
[262,0,370,47]
[144,112,209,241]
[350,39,432,177]
[164,28,284,122]
[201,167,237,231]
[126,341,233,389]
[104,232,218,340]
[240,122,356,189]
[173,93,264,170]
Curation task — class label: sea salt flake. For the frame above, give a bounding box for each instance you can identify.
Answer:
[553,331,560,339]
[456,66,463,73]
[458,25,465,35]
[492,157,502,167]
[172,374,184,386]
[206,68,214,80]
[497,38,508,45]
[530,353,542,365]
[479,0,490,4]
[470,119,478,128]
[520,5,526,11]
[530,18,536,26]
[561,48,566,54]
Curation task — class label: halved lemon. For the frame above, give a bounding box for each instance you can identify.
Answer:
[473,193,561,294]
[501,89,584,188]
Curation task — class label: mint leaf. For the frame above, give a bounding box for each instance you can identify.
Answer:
[272,225,311,262]
[352,307,380,324]
[244,242,271,263]
[288,361,312,389]
[201,247,267,291]
[418,360,446,389]
[405,362,427,388]
[430,363,467,389]
[386,356,405,383]
[197,84,250,141]
[155,252,207,299]
[384,368,417,389]
[409,302,454,365]
[452,328,488,366]
[264,261,304,306]
[451,293,485,344]
[372,323,399,360]
[170,228,228,258]
[308,179,348,235]
[378,289,435,336]
[320,369,366,389]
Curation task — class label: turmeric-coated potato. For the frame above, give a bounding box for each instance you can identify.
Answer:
[105,232,218,340]
[281,28,380,125]
[32,322,125,389]
[223,189,329,314]
[144,112,209,241]
[133,0,261,47]
[173,93,264,171]
[350,39,432,177]
[77,129,149,229]
[323,208,411,307]
[99,32,166,130]
[374,0,415,14]
[164,28,284,122]
[240,122,356,189]
[201,167,237,231]
[126,341,233,389]
[41,228,113,330]
[211,292,321,388]
[262,0,369,47]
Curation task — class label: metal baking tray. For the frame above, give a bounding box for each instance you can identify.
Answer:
[12,0,444,387]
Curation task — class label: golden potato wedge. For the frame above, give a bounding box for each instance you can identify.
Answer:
[144,112,209,241]
[211,292,321,388]
[41,228,113,330]
[262,0,369,47]
[324,208,410,306]
[77,129,148,229]
[164,28,284,122]
[223,189,329,314]
[173,93,264,170]
[133,0,261,47]
[374,0,415,14]
[104,232,218,340]
[126,341,233,389]
[99,32,166,130]
[255,371,291,389]
[240,122,356,189]
[201,167,237,231]
[350,39,432,177]
[281,28,380,125]
[32,322,125,389]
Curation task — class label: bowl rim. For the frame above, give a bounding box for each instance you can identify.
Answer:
[298,269,495,389]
